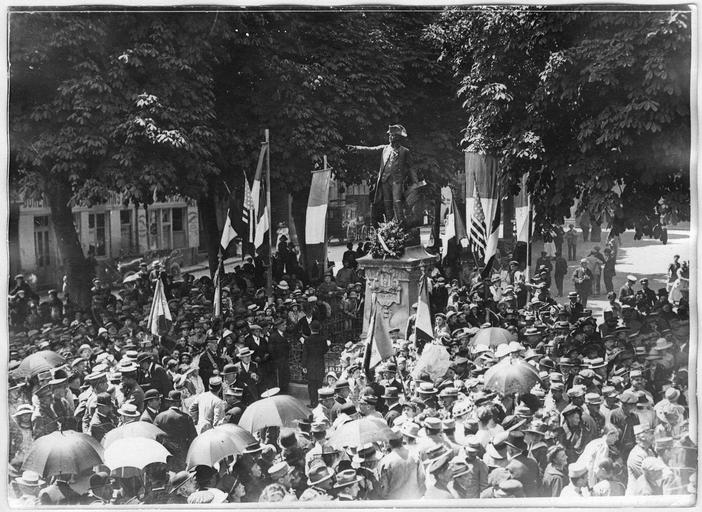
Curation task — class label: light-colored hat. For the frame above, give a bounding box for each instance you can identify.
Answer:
[118,403,139,417]
[400,422,419,439]
[568,462,588,478]
[633,424,653,436]
[15,470,45,487]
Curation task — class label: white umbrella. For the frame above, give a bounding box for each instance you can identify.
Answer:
[238,394,309,432]
[103,437,170,471]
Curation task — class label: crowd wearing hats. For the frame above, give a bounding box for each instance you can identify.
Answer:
[6,245,697,504]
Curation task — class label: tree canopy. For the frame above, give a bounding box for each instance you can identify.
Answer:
[9,8,465,302]
[427,6,691,237]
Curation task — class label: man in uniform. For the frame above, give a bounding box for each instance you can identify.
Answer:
[625,425,656,495]
[76,370,109,433]
[189,376,226,434]
[312,387,336,425]
[199,336,223,392]
[299,461,335,501]
[619,275,637,306]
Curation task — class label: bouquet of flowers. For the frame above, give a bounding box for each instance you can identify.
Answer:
[370,218,410,259]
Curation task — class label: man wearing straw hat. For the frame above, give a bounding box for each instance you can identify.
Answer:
[10,470,45,507]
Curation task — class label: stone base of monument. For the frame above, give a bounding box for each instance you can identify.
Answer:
[358,245,440,337]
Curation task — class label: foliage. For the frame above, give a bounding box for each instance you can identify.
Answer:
[370,218,410,258]
[10,12,222,207]
[10,9,467,293]
[427,6,691,238]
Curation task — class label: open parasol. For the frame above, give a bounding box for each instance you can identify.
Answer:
[328,417,395,449]
[104,437,170,471]
[186,425,255,469]
[238,394,309,432]
[17,350,65,378]
[101,422,167,448]
[471,327,514,348]
[213,423,257,450]
[22,430,103,478]
[483,357,541,395]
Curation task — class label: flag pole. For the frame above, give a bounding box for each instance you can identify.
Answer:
[322,155,329,278]
[214,249,223,318]
[265,129,273,296]
[526,191,532,302]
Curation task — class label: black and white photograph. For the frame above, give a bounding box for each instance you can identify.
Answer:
[3,1,698,508]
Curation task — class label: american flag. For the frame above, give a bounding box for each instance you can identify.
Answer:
[470,184,487,260]
[243,175,254,243]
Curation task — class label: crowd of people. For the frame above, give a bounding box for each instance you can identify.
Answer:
[6,231,696,505]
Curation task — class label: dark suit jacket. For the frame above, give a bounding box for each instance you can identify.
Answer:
[234,361,260,403]
[302,334,329,381]
[154,406,197,450]
[267,330,290,363]
[140,407,159,424]
[298,314,321,336]
[199,349,223,383]
[139,363,173,397]
[245,334,269,364]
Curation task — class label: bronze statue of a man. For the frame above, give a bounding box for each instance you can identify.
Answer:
[347,124,418,223]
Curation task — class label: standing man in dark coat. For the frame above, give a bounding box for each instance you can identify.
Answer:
[268,317,291,393]
[233,347,261,404]
[347,124,418,223]
[245,324,271,388]
[572,259,593,307]
[553,251,568,297]
[302,320,330,408]
[198,336,223,392]
[154,391,197,468]
[137,352,172,399]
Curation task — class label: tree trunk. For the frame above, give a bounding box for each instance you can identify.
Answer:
[198,186,221,278]
[590,219,602,243]
[45,180,91,309]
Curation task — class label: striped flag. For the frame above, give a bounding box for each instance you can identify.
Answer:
[515,173,530,243]
[414,274,433,354]
[220,177,249,252]
[243,175,253,243]
[466,153,501,265]
[470,185,488,260]
[305,165,332,278]
[362,295,394,378]
[220,200,238,251]
[147,278,172,337]
[305,168,332,244]
[251,144,269,248]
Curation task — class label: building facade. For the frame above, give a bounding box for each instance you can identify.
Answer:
[9,194,200,288]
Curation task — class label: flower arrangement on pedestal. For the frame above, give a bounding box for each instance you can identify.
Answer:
[370,218,411,259]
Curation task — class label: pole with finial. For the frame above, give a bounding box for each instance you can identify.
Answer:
[265,129,273,296]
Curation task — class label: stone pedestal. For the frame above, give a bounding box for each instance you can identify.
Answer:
[358,245,439,337]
